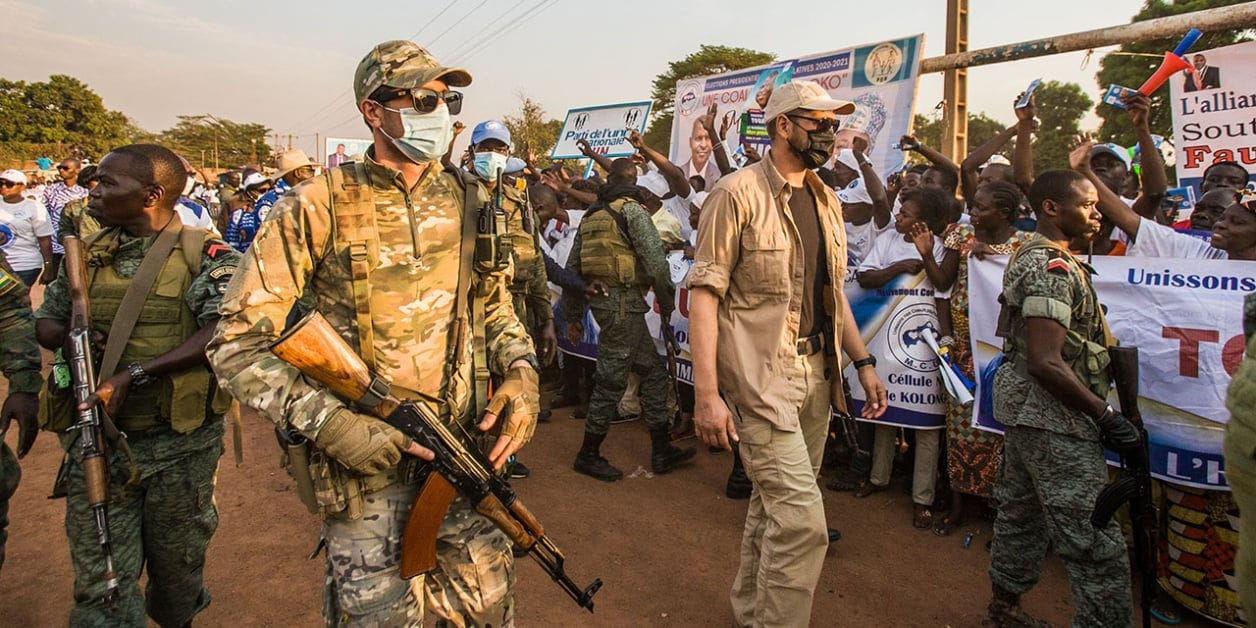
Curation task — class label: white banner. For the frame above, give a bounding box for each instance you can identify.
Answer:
[550,101,652,160]
[968,255,1255,489]
[668,35,923,187]
[1170,40,1256,196]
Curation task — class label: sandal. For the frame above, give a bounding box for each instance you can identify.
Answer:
[913,505,933,529]
[854,481,888,498]
[932,513,963,536]
[825,471,866,492]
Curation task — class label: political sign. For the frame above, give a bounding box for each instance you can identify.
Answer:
[550,101,652,160]
[1170,40,1256,197]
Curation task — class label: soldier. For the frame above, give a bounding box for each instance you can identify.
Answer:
[564,159,695,481]
[56,164,101,245]
[987,169,1143,627]
[0,250,42,571]
[206,41,539,625]
[1226,292,1256,617]
[34,143,239,626]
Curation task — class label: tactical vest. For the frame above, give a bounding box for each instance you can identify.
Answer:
[579,198,642,286]
[501,187,539,286]
[86,230,229,433]
[998,238,1115,398]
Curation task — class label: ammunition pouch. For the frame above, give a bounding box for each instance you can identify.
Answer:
[38,350,75,434]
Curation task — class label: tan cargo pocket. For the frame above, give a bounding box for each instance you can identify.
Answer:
[740,227,789,299]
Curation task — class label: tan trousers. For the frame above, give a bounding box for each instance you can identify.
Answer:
[729,351,830,628]
[870,424,940,507]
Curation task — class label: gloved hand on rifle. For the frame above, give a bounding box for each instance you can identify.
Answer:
[1095,406,1145,463]
[479,362,540,470]
[316,407,433,475]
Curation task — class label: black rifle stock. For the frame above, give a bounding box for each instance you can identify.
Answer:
[63,236,120,602]
[270,311,602,612]
[1090,346,1155,628]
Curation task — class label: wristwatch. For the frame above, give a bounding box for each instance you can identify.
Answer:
[852,355,877,370]
[127,362,153,387]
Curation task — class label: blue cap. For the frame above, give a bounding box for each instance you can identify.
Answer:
[471,120,511,147]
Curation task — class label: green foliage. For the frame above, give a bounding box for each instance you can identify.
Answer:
[501,94,563,168]
[1032,81,1094,172]
[1095,0,1253,143]
[644,45,776,154]
[159,115,271,169]
[0,75,134,159]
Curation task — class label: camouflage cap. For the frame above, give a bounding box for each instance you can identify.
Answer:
[354,40,472,107]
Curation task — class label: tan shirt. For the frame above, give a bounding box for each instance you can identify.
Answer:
[689,156,849,430]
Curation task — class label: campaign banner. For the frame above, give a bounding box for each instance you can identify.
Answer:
[550,101,652,161]
[1170,40,1256,197]
[968,255,1255,490]
[668,35,923,188]
[325,137,373,168]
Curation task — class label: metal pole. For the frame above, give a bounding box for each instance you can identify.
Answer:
[941,0,969,161]
[315,133,321,165]
[920,2,1256,73]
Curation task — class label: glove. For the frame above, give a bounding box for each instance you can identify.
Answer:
[1095,407,1143,459]
[314,408,411,475]
[484,365,540,447]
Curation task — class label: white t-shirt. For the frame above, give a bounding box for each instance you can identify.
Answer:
[547,210,585,269]
[0,198,52,271]
[858,229,949,294]
[1127,216,1226,260]
[664,193,695,239]
[844,219,891,265]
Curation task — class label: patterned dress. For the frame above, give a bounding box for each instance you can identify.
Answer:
[943,225,1030,497]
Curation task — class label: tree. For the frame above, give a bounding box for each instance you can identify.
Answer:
[501,93,563,168]
[645,45,776,153]
[0,75,134,158]
[159,115,271,169]
[913,112,1014,160]
[1031,81,1093,172]
[1095,0,1253,143]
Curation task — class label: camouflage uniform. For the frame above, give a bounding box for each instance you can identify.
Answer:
[56,197,102,245]
[0,252,43,570]
[207,151,535,625]
[989,235,1131,628]
[1225,292,1256,618]
[564,195,675,436]
[35,221,238,627]
[496,181,551,329]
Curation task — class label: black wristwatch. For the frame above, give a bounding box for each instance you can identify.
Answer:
[127,362,153,387]
[852,355,877,370]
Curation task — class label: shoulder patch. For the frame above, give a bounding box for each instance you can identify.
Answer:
[1045,253,1071,275]
[208,265,233,280]
[205,242,232,260]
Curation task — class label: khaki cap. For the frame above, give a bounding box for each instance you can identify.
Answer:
[354,40,472,106]
[273,149,320,180]
[762,80,856,123]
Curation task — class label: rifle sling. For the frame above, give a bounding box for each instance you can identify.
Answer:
[450,175,489,415]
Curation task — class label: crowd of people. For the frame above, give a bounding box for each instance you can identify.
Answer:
[0,37,1254,628]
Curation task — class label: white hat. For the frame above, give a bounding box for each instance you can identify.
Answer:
[637,170,670,198]
[835,148,861,173]
[242,172,272,190]
[837,177,872,205]
[763,80,856,124]
[0,169,27,185]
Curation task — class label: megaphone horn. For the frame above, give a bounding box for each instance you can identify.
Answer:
[1138,51,1191,95]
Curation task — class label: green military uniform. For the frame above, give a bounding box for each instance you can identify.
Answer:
[988,234,1131,627]
[0,252,43,570]
[564,193,675,437]
[1225,292,1256,618]
[496,180,551,329]
[207,151,535,625]
[56,196,102,246]
[35,218,238,627]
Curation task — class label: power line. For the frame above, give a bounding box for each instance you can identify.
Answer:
[450,0,560,66]
[427,0,490,50]
[408,0,460,41]
[441,0,527,62]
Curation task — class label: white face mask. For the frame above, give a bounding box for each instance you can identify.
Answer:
[473,151,509,180]
[377,102,453,164]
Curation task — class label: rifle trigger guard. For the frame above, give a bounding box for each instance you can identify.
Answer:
[357,375,392,411]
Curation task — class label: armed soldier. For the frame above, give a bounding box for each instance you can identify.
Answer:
[986,169,1143,628]
[564,159,695,481]
[34,143,239,626]
[0,250,41,572]
[207,41,540,625]
[1226,291,1256,617]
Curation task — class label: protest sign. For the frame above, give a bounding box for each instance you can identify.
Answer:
[668,35,923,187]
[1170,40,1256,196]
[968,255,1255,490]
[550,101,652,160]
[325,137,372,167]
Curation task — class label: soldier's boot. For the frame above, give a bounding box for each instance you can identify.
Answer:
[573,432,623,482]
[982,584,1053,628]
[650,427,696,474]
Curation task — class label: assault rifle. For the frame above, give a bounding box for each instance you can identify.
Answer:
[271,312,602,611]
[63,236,120,602]
[1090,346,1156,628]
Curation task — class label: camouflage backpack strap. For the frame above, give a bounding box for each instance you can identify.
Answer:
[327,162,379,370]
[449,170,491,414]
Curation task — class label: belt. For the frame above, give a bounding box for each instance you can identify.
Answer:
[797,334,823,356]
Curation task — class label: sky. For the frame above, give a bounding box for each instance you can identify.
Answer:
[2,0,1150,161]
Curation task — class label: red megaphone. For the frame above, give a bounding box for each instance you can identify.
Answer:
[1138,51,1192,95]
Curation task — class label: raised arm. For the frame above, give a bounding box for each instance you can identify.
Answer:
[1069,141,1142,242]
[901,134,960,183]
[628,130,691,199]
[700,103,735,177]
[577,138,615,174]
[961,124,1016,201]
[853,137,891,229]
[1012,95,1037,194]
[1125,92,1168,219]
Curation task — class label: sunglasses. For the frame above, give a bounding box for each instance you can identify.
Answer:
[373,87,463,115]
[56,165,73,171]
[786,114,838,133]
[0,180,19,188]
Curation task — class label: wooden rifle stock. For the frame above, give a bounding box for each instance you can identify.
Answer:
[65,236,91,330]
[271,311,602,611]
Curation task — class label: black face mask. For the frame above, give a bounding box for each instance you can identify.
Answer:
[788,126,836,169]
